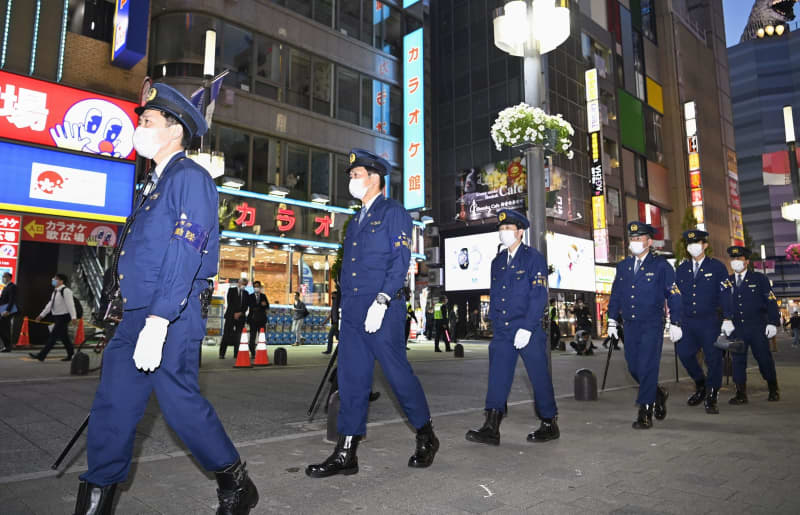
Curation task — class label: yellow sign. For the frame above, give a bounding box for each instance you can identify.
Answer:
[692,205,705,225]
[689,152,700,171]
[23,219,44,238]
[595,265,616,294]
[591,132,600,161]
[585,69,599,102]
[592,195,606,230]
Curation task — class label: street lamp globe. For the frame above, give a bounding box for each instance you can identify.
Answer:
[782,201,800,222]
[492,0,570,57]
[492,1,528,57]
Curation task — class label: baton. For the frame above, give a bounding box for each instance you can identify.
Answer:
[601,336,616,391]
[307,347,338,419]
[52,414,89,470]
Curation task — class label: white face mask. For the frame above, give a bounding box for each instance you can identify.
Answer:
[731,260,746,273]
[629,241,646,256]
[687,243,704,258]
[132,126,165,159]
[499,230,518,247]
[254,288,261,293]
[349,178,369,199]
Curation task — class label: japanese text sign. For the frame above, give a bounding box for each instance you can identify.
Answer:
[403,28,425,210]
[0,214,21,280]
[21,215,118,247]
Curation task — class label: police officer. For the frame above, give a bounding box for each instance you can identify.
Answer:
[465,209,559,445]
[721,246,780,403]
[74,84,258,514]
[306,149,438,478]
[674,230,733,414]
[607,222,683,429]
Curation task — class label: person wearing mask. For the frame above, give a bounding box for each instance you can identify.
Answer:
[607,222,683,429]
[465,209,559,446]
[784,310,800,347]
[247,281,270,359]
[0,272,18,352]
[323,286,341,355]
[405,294,418,350]
[220,278,249,359]
[73,84,257,514]
[721,246,781,403]
[674,230,733,414]
[30,273,78,362]
[292,292,309,346]
[571,298,592,336]
[306,149,438,478]
[548,298,560,351]
[433,296,452,352]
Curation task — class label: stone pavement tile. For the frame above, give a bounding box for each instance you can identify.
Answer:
[608,506,673,515]
[4,498,35,515]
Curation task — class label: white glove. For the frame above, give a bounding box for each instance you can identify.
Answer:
[669,324,683,343]
[721,319,735,337]
[607,319,618,340]
[513,328,532,349]
[133,316,169,372]
[765,324,777,339]
[364,298,388,333]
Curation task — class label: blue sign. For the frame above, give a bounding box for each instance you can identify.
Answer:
[0,140,135,222]
[111,0,150,69]
[403,28,424,210]
[403,0,421,7]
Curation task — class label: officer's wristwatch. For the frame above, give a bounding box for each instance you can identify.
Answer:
[376,293,391,307]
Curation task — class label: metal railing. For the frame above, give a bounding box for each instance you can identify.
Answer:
[76,247,105,314]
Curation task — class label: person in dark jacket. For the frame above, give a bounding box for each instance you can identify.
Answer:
[323,287,341,354]
[220,278,249,358]
[0,272,18,352]
[784,310,800,347]
[247,281,270,358]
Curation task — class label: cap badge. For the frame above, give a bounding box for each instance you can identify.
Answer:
[146,87,157,102]
[631,223,638,231]
[688,232,695,239]
[349,153,356,164]
[499,212,506,222]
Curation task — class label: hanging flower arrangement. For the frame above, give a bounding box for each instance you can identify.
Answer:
[490,103,575,159]
[786,243,800,262]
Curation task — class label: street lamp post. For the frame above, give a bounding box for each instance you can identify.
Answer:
[781,105,800,240]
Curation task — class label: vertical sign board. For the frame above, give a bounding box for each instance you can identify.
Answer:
[586,69,608,263]
[112,0,150,69]
[0,214,21,281]
[727,149,744,245]
[403,28,424,210]
[684,101,705,229]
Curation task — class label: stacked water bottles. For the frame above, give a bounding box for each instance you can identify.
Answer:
[265,304,331,345]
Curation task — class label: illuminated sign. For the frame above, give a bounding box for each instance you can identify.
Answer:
[688,153,700,171]
[727,149,744,245]
[403,28,425,210]
[595,265,616,294]
[0,141,135,222]
[0,70,138,160]
[592,195,606,229]
[455,158,526,222]
[547,233,596,292]
[689,170,702,189]
[684,100,704,229]
[21,215,118,246]
[586,69,600,132]
[372,80,390,134]
[586,69,608,262]
[112,0,150,69]
[0,214,21,280]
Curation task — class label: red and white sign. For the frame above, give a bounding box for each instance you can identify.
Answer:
[21,215,118,246]
[0,214,21,279]
[29,162,108,207]
[0,70,138,160]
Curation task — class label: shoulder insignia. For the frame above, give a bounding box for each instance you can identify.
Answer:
[768,291,777,301]
[670,283,681,295]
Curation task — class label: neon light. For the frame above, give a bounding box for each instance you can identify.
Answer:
[0,203,127,223]
[1,0,12,69]
[57,0,69,82]
[29,0,41,75]
[217,187,356,215]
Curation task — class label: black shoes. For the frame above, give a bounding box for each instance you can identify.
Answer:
[28,352,44,361]
[434,348,442,352]
[687,381,706,406]
[729,384,748,405]
[527,417,560,442]
[306,435,360,478]
[632,404,653,429]
[0,348,11,352]
[465,409,503,446]
[654,386,669,420]
[368,391,381,402]
[61,356,73,362]
[74,481,117,515]
[768,381,780,402]
[215,459,259,515]
[704,388,719,414]
[408,421,439,468]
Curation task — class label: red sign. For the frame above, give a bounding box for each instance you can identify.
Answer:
[0,70,138,160]
[21,215,118,246]
[728,177,741,211]
[0,214,21,279]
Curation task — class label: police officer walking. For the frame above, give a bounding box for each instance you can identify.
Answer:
[465,210,559,445]
[674,230,733,414]
[306,149,438,478]
[74,84,257,514]
[607,222,683,429]
[721,246,780,403]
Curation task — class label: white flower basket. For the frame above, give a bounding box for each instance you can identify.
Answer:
[491,103,575,159]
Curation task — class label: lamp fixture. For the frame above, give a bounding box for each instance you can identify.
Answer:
[269,185,289,197]
[204,30,216,77]
[221,176,245,189]
[311,193,330,204]
[492,0,571,57]
[782,200,800,222]
[784,105,795,144]
[420,215,434,225]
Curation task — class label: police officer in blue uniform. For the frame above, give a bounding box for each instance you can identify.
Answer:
[721,246,780,403]
[306,149,438,478]
[607,222,683,429]
[465,209,559,445]
[75,84,257,515]
[674,230,733,414]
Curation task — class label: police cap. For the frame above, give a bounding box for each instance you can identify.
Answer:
[627,221,655,237]
[683,229,709,243]
[727,246,752,258]
[497,209,529,230]
[345,149,391,176]
[135,83,207,140]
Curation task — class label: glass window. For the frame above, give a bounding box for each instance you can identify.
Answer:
[338,0,360,39]
[252,137,281,194]
[287,0,312,18]
[334,154,351,208]
[253,248,290,305]
[219,245,250,284]
[361,77,373,129]
[152,13,217,70]
[373,2,402,55]
[641,0,657,42]
[311,150,331,197]
[337,67,359,125]
[314,0,334,27]
[635,155,647,190]
[312,59,333,116]
[218,127,250,182]
[360,2,374,46]
[286,143,310,200]
[300,253,332,306]
[221,23,253,91]
[645,110,664,164]
[288,49,311,109]
[389,86,401,137]
[255,34,282,91]
[68,0,116,43]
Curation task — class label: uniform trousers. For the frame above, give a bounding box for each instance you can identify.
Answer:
[731,322,777,385]
[676,316,723,389]
[622,319,664,405]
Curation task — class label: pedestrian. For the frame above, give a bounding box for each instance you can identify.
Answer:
[306,149,438,478]
[73,83,257,514]
[220,278,249,358]
[674,230,733,414]
[405,293,418,350]
[323,286,341,354]
[434,296,452,352]
[784,310,800,347]
[570,330,596,355]
[607,222,683,429]
[721,246,781,403]
[0,272,18,352]
[450,304,459,343]
[465,209,559,445]
[29,273,78,362]
[292,291,308,346]
[571,298,592,336]
[424,305,434,339]
[247,280,270,358]
[548,298,560,350]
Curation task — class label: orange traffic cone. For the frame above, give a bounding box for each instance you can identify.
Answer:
[16,316,30,347]
[74,319,85,347]
[234,327,252,368]
[254,328,270,366]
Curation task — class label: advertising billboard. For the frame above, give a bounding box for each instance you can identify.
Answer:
[0,141,135,222]
[112,0,150,69]
[547,233,595,292]
[0,214,21,280]
[455,157,527,222]
[595,265,616,294]
[21,215,119,246]
[443,232,503,291]
[403,28,424,210]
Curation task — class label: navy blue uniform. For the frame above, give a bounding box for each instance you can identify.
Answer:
[724,270,779,385]
[337,194,431,435]
[81,154,238,486]
[485,244,556,418]
[675,257,732,390]
[608,252,683,405]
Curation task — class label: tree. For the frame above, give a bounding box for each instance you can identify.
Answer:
[742,223,755,271]
[673,208,698,267]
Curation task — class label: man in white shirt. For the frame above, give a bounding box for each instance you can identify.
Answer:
[30,273,77,362]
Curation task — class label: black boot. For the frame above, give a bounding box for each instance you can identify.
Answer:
[729,383,748,405]
[654,386,669,420]
[74,481,117,515]
[632,404,653,429]
[768,381,780,401]
[465,409,503,445]
[305,435,360,478]
[704,388,719,414]
[408,421,439,468]
[215,459,259,515]
[526,417,560,442]
[687,381,706,406]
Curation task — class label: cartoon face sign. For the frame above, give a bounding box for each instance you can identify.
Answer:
[50,98,135,158]
[34,170,65,194]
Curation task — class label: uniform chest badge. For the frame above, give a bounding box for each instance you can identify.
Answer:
[704,273,712,277]
[150,193,160,200]
[645,272,654,277]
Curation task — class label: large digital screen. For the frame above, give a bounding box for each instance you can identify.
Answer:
[444,232,503,291]
[547,233,595,292]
